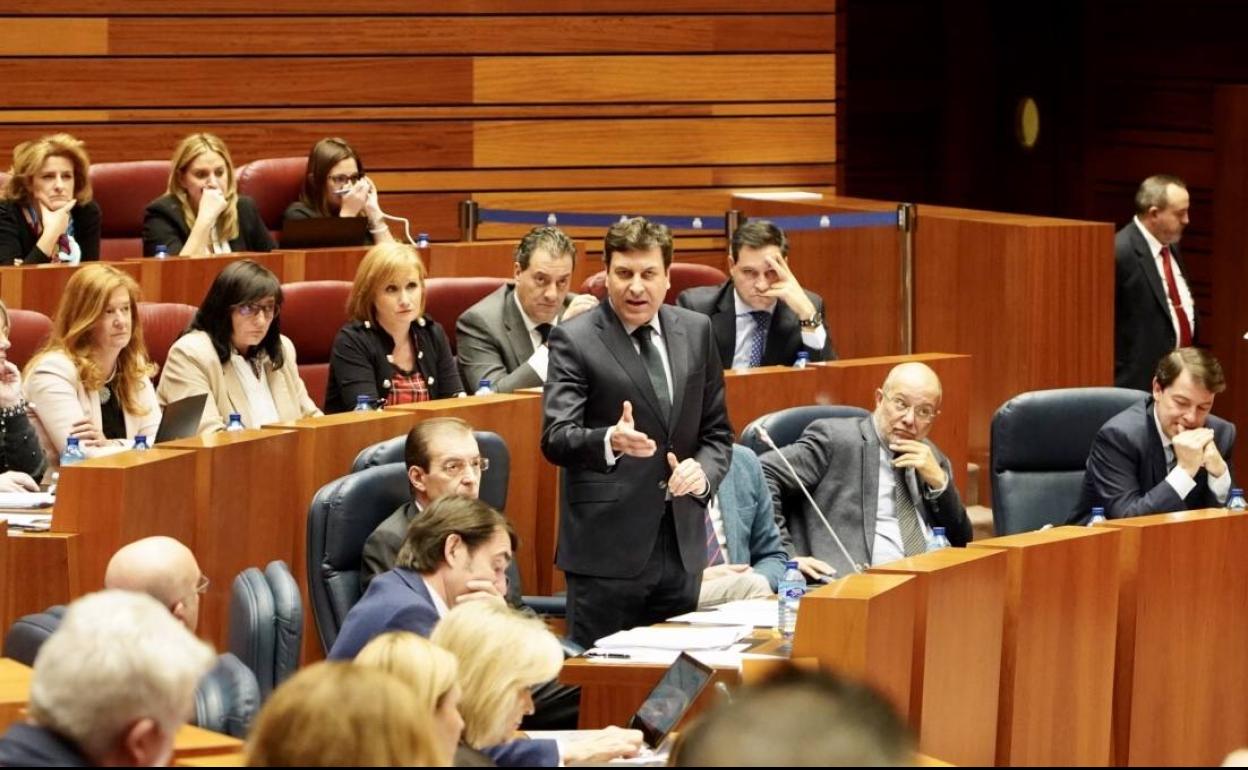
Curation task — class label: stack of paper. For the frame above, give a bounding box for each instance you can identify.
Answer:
[669,599,779,628]
[594,625,751,651]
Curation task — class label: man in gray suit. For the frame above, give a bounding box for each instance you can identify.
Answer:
[457,226,598,392]
[759,362,971,580]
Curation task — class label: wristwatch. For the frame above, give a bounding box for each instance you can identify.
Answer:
[799,312,823,330]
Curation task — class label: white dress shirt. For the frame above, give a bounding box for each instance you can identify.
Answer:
[1154,407,1230,504]
[1134,217,1195,342]
[730,290,827,369]
[512,290,552,382]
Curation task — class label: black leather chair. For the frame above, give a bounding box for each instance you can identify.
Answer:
[990,387,1147,535]
[307,462,412,654]
[2,605,65,665]
[229,560,302,699]
[739,404,872,454]
[5,606,260,737]
[195,653,262,738]
[351,430,510,514]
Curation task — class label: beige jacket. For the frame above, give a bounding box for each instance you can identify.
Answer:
[23,350,161,470]
[157,330,321,434]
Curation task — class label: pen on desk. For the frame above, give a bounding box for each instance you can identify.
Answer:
[585,652,631,659]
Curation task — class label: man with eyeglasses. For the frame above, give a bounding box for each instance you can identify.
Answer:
[105,535,209,632]
[759,362,970,580]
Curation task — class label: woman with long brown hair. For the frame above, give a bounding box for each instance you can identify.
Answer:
[23,264,159,469]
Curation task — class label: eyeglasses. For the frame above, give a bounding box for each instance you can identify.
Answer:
[886,394,939,423]
[234,301,280,319]
[328,174,362,188]
[194,574,211,594]
[436,457,490,477]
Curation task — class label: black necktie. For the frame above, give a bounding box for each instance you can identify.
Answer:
[536,323,552,345]
[633,326,671,424]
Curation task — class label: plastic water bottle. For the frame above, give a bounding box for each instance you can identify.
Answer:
[416,232,430,250]
[793,351,810,369]
[132,435,149,451]
[475,379,494,396]
[1088,506,1107,525]
[1229,489,1247,512]
[225,413,245,432]
[153,244,169,260]
[777,560,806,640]
[59,437,85,467]
[926,526,951,552]
[353,394,373,412]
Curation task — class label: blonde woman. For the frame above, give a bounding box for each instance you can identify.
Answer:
[324,241,463,413]
[0,133,100,265]
[158,259,320,434]
[245,662,446,767]
[431,601,644,767]
[356,632,465,763]
[141,133,274,257]
[24,264,159,470]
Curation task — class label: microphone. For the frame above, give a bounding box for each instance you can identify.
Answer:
[757,427,864,575]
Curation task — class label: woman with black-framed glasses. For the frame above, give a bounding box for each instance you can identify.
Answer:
[158,259,321,434]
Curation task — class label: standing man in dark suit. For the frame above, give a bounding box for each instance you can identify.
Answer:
[457,226,598,392]
[759,362,970,581]
[1115,175,1195,391]
[542,217,735,648]
[1072,347,1235,523]
[677,219,835,369]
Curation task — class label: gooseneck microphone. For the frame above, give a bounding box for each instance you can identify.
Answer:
[757,427,864,574]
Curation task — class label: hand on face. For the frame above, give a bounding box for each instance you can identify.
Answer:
[889,439,947,489]
[195,187,229,226]
[1172,427,1216,477]
[758,253,816,320]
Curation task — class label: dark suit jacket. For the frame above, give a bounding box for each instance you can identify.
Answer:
[719,444,789,591]
[324,317,464,413]
[360,500,523,607]
[676,281,835,368]
[759,416,970,576]
[456,283,578,393]
[0,723,91,766]
[0,199,100,265]
[484,739,560,768]
[541,302,735,578]
[141,193,275,256]
[328,567,440,660]
[1115,221,1195,390]
[1071,397,1236,523]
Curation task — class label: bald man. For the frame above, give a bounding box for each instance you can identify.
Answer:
[105,536,206,632]
[759,363,971,580]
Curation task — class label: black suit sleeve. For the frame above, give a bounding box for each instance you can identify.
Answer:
[427,320,465,398]
[0,202,36,265]
[73,201,101,262]
[142,198,188,256]
[237,196,276,253]
[540,324,612,474]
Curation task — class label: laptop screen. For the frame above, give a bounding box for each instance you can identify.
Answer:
[628,652,716,749]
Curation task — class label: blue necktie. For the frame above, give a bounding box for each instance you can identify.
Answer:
[747,311,770,367]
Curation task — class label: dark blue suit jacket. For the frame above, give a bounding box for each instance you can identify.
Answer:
[485,739,560,767]
[328,568,440,660]
[1072,396,1236,523]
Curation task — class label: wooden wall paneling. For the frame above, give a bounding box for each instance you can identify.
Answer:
[3,534,81,627]
[473,117,836,168]
[2,1,836,14]
[1212,86,1248,437]
[0,262,141,316]
[132,252,285,307]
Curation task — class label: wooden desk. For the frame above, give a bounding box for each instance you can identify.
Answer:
[172,724,244,760]
[279,247,368,283]
[52,448,199,595]
[870,547,1006,766]
[970,526,1120,766]
[2,532,80,635]
[0,261,141,318]
[423,241,521,278]
[1100,509,1248,766]
[130,252,285,306]
[163,429,301,650]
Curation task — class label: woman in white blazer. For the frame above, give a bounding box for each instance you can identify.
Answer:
[158,259,320,434]
[23,263,160,471]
